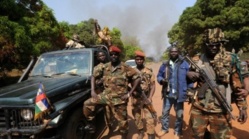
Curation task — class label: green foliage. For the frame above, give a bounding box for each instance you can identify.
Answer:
[0,0,64,70]
[0,1,131,85]
[240,52,249,61]
[123,45,142,60]
[61,20,126,59]
[168,0,249,55]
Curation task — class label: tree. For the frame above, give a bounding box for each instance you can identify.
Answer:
[168,0,249,55]
[123,45,142,60]
[0,0,64,71]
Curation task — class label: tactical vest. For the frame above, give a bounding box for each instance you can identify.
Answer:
[194,52,242,113]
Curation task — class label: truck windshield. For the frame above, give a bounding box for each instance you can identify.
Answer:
[30,51,91,77]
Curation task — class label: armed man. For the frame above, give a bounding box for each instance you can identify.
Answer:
[186,28,248,139]
[131,50,156,139]
[65,34,85,49]
[87,50,115,132]
[83,45,140,139]
[94,19,112,47]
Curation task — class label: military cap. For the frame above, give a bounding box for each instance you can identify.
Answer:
[203,28,228,44]
[109,45,121,53]
[135,50,145,57]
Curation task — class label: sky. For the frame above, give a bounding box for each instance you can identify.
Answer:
[43,0,196,60]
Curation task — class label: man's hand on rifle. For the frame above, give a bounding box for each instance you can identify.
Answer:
[148,96,152,103]
[187,71,200,81]
[236,88,249,99]
[238,109,247,124]
[121,92,130,100]
[160,79,167,85]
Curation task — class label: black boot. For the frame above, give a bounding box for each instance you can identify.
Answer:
[148,134,155,139]
[137,129,144,139]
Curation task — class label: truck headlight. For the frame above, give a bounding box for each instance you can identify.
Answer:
[20,109,34,120]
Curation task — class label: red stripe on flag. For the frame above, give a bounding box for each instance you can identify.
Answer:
[35,93,47,102]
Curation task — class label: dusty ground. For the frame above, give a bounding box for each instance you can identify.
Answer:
[101,62,249,139]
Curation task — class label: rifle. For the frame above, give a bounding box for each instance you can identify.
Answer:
[135,69,158,125]
[140,90,158,125]
[161,61,169,99]
[185,55,236,120]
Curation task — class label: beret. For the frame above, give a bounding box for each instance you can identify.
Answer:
[135,50,145,57]
[109,45,121,53]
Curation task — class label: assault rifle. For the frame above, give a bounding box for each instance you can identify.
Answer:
[135,69,158,125]
[140,89,158,125]
[185,56,236,120]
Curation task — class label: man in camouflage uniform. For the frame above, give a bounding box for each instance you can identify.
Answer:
[131,50,156,139]
[83,45,140,139]
[94,50,117,132]
[94,19,112,47]
[187,28,248,139]
[65,34,85,49]
[93,50,107,94]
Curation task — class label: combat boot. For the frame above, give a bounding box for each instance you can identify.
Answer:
[137,129,144,139]
[148,134,155,139]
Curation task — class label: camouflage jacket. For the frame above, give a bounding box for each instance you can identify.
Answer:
[192,52,247,113]
[134,66,155,96]
[93,62,139,105]
[94,63,105,92]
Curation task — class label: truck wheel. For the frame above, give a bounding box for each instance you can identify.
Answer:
[60,108,91,139]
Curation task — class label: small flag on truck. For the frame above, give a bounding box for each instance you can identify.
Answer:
[34,83,53,120]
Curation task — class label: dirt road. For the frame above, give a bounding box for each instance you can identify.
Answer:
[101,62,249,139]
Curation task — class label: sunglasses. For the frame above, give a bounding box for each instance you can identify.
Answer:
[110,53,119,56]
[206,43,221,47]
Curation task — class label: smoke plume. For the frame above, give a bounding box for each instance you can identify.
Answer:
[44,0,195,60]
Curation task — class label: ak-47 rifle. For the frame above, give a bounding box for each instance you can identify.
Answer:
[140,89,158,125]
[161,61,169,99]
[185,55,236,120]
[135,70,158,125]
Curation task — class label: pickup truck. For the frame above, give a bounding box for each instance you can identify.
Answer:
[0,45,109,139]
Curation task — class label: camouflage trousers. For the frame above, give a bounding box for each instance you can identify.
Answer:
[83,93,128,134]
[131,97,155,134]
[85,89,114,127]
[189,107,232,139]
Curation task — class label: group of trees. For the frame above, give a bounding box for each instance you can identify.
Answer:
[0,0,67,72]
[168,0,249,57]
[0,0,141,73]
